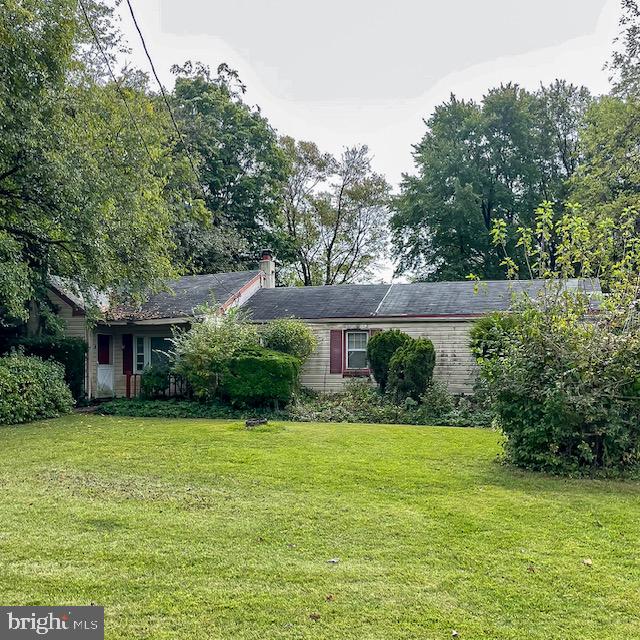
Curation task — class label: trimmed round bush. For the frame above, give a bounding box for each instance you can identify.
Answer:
[0,353,74,424]
[367,329,412,392]
[220,347,301,407]
[388,338,436,402]
[261,318,317,362]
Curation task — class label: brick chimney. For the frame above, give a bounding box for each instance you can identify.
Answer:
[259,250,275,288]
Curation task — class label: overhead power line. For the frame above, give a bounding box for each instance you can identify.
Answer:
[122,0,248,301]
[77,0,155,163]
[123,0,209,205]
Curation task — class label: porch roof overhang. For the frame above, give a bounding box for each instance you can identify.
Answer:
[97,316,193,327]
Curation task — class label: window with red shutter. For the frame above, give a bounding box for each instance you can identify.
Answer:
[345,331,369,369]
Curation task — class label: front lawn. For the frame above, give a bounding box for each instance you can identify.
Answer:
[0,416,638,639]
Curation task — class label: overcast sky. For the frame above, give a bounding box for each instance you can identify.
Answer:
[116,0,621,187]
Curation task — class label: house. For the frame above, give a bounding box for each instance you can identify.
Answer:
[48,252,601,398]
[47,256,272,399]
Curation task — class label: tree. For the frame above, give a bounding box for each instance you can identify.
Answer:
[0,0,200,327]
[607,0,640,98]
[477,202,640,473]
[390,83,590,281]
[535,80,592,202]
[169,62,290,274]
[280,138,390,285]
[570,96,640,228]
[388,338,436,402]
[367,329,412,392]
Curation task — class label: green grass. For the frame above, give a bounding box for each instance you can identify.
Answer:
[1,415,639,639]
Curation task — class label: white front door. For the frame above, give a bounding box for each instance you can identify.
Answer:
[96,334,114,397]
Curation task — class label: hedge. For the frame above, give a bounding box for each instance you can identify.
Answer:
[0,336,87,399]
[219,347,301,407]
[261,318,317,362]
[0,353,74,424]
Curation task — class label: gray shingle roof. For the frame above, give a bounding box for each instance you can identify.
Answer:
[109,271,260,321]
[244,283,391,321]
[244,279,601,321]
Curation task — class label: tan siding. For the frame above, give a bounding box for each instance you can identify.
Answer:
[300,320,477,395]
[47,291,91,396]
[47,291,88,339]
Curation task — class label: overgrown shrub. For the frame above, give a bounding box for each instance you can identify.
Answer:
[140,364,170,399]
[388,338,436,402]
[0,353,73,424]
[480,296,640,473]
[0,336,87,399]
[469,312,520,362]
[98,380,491,427]
[171,309,259,400]
[288,378,489,427]
[420,380,455,417]
[367,329,411,392]
[261,318,317,361]
[219,347,301,407]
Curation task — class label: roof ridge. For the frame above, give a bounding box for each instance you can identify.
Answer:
[373,283,394,316]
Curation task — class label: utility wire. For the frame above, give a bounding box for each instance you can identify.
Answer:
[78,0,155,164]
[78,0,245,307]
[124,0,209,205]
[123,0,252,301]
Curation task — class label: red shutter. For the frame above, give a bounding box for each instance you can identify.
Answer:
[329,330,343,374]
[122,334,133,374]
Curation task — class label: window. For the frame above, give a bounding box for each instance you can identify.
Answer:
[135,337,145,373]
[346,331,368,370]
[134,336,171,372]
[150,337,171,368]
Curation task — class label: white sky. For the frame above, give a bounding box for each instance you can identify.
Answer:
[115,0,622,280]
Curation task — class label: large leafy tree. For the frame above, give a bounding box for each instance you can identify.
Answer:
[0,0,199,327]
[169,62,290,274]
[280,138,390,285]
[391,83,591,281]
[567,2,640,250]
[570,96,640,224]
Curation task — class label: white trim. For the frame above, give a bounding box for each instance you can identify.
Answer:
[133,335,146,373]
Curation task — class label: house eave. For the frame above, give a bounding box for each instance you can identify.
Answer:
[250,314,485,324]
[99,316,193,327]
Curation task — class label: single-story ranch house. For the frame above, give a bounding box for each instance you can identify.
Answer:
[48,252,600,399]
